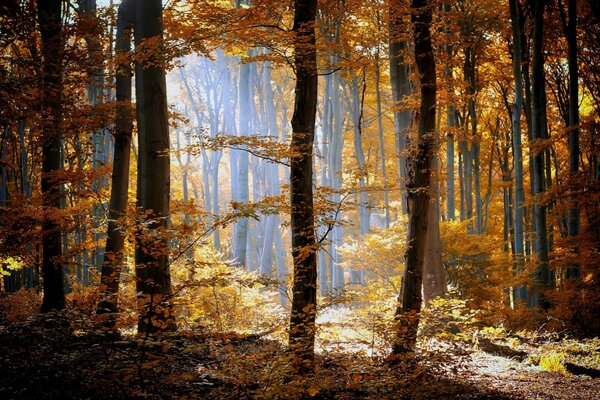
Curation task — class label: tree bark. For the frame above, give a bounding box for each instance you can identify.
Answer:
[444,1,457,222]
[78,0,109,272]
[288,0,318,372]
[509,0,528,305]
[423,156,446,304]
[563,0,580,279]
[374,48,390,228]
[529,0,550,308]
[234,52,251,268]
[96,0,135,328]
[134,0,176,335]
[392,0,436,356]
[37,0,66,312]
[389,0,412,215]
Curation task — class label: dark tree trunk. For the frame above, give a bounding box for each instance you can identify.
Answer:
[96,0,135,329]
[529,0,550,308]
[37,0,66,312]
[134,0,176,335]
[392,0,436,356]
[288,0,318,372]
[509,0,528,305]
[564,0,580,279]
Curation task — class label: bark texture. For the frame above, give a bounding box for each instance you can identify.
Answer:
[288,0,318,372]
[529,0,550,308]
[392,0,436,356]
[97,0,135,328]
[509,0,528,304]
[389,1,412,215]
[38,0,66,312]
[134,0,176,335]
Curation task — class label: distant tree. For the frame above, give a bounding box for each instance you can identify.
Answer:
[389,0,412,215]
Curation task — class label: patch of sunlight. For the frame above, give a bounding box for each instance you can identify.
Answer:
[315,306,382,356]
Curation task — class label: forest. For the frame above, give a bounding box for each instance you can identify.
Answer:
[0,0,599,398]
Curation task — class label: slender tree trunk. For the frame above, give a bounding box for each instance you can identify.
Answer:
[389,1,412,215]
[460,141,474,231]
[329,65,345,291]
[459,151,465,221]
[288,0,318,372]
[350,74,370,239]
[529,0,550,308]
[18,120,35,288]
[392,0,436,357]
[234,53,251,268]
[423,154,446,304]
[96,0,134,327]
[375,50,390,228]
[38,0,66,312]
[78,0,109,272]
[318,61,333,295]
[259,57,280,276]
[134,0,176,335]
[0,127,7,208]
[444,2,456,222]
[509,0,528,305]
[564,0,580,279]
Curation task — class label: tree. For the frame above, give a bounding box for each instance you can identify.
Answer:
[37,0,66,312]
[96,0,135,329]
[234,50,251,268]
[508,0,528,304]
[134,0,176,335]
[392,0,436,356]
[529,0,550,308]
[288,0,318,372]
[389,0,412,215]
[558,0,580,279]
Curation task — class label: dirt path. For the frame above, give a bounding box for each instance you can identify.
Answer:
[455,352,599,400]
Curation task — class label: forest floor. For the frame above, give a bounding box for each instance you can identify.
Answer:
[1,311,599,400]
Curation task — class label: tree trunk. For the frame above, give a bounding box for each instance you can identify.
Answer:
[37,0,66,312]
[389,1,412,215]
[259,57,280,276]
[329,63,345,291]
[78,0,109,272]
[444,2,456,222]
[288,0,318,372]
[350,74,370,239]
[392,0,436,357]
[564,0,580,279]
[375,50,390,228]
[96,0,135,327]
[529,0,550,308]
[423,156,446,304]
[509,0,528,305]
[134,0,176,335]
[234,53,251,268]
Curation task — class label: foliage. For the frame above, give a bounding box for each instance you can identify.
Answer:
[338,217,406,276]
[539,351,568,374]
[172,245,286,334]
